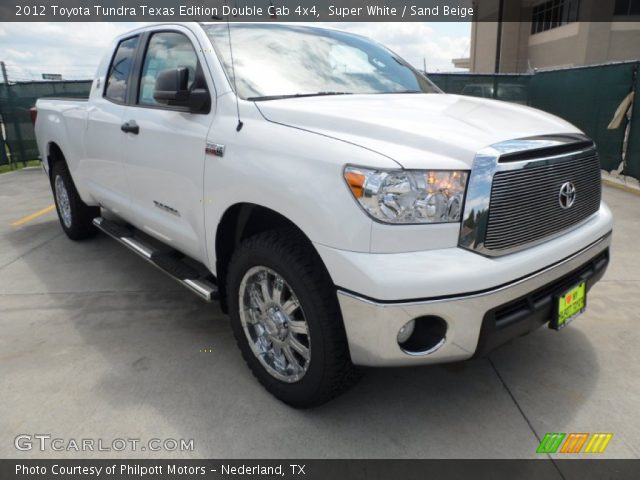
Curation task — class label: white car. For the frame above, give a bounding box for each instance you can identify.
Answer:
[34,23,612,407]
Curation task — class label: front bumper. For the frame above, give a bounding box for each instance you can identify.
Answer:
[336,232,611,366]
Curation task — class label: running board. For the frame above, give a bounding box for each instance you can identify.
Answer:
[93,217,219,302]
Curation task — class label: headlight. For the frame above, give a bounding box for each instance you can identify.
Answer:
[344,166,468,224]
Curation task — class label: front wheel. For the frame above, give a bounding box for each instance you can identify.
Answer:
[227,229,360,407]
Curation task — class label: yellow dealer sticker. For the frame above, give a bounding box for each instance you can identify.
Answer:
[554,281,586,329]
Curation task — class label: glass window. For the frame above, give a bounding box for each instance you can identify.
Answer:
[616,0,640,14]
[105,36,139,103]
[204,24,439,100]
[531,0,580,35]
[138,32,201,106]
[615,0,630,14]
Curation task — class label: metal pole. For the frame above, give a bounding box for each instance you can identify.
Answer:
[0,115,9,167]
[493,0,505,99]
[1,63,28,166]
[0,61,8,84]
[0,63,8,165]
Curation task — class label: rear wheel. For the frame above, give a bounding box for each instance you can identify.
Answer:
[227,229,361,407]
[50,161,99,240]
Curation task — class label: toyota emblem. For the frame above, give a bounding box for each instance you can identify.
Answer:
[559,182,576,209]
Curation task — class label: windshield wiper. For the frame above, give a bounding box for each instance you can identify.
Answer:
[247,92,353,101]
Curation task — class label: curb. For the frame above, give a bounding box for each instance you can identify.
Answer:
[602,177,640,196]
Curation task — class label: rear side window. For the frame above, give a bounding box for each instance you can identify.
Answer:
[105,36,139,103]
[138,32,201,106]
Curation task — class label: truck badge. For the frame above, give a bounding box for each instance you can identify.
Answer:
[205,143,225,157]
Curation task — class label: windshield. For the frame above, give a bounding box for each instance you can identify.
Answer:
[203,24,440,100]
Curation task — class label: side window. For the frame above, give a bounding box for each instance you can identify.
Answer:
[138,32,201,106]
[105,36,139,103]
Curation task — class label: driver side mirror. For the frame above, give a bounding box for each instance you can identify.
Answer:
[153,67,190,104]
[153,67,210,113]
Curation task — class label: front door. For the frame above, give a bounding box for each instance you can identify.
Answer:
[121,27,215,261]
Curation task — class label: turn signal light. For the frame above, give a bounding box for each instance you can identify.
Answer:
[344,170,366,199]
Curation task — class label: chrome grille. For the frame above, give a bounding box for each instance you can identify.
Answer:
[484,152,601,252]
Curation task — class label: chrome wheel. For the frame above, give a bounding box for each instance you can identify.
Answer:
[54,175,72,228]
[239,266,311,383]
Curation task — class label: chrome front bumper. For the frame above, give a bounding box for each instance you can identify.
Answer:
[337,232,611,367]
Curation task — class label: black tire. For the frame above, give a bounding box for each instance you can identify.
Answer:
[227,229,361,408]
[50,161,100,240]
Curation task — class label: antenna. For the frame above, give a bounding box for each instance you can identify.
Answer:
[226,1,243,131]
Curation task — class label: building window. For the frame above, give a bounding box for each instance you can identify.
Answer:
[614,0,640,15]
[531,0,581,35]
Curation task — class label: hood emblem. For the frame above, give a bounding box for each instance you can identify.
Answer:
[559,182,576,209]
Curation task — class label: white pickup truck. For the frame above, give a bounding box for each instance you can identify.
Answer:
[35,22,612,407]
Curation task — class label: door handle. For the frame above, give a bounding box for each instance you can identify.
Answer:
[120,121,139,135]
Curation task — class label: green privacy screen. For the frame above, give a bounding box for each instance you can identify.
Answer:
[628,68,640,180]
[428,73,532,105]
[0,80,92,165]
[1,66,639,180]
[529,63,635,174]
[430,62,640,180]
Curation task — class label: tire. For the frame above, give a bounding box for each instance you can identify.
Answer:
[227,229,361,408]
[50,161,100,240]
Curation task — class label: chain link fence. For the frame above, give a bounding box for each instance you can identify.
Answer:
[0,62,639,180]
[427,73,532,105]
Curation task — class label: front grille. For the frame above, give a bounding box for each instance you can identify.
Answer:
[484,151,601,252]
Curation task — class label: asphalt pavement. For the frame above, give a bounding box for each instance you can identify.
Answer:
[1,167,638,463]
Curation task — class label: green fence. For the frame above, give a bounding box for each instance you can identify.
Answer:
[430,62,640,180]
[628,68,640,180]
[1,66,639,180]
[529,63,636,175]
[428,73,532,105]
[0,80,92,166]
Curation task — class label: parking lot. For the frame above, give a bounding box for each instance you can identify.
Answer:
[1,167,639,460]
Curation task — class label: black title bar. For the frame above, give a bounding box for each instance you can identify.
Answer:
[0,0,632,22]
[2,459,640,480]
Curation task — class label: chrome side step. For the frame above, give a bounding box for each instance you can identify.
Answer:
[93,217,219,302]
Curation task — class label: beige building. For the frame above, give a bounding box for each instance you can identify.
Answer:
[468,0,640,73]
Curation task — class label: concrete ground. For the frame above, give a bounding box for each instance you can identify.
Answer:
[0,167,638,461]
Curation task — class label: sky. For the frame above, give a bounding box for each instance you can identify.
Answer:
[0,22,471,82]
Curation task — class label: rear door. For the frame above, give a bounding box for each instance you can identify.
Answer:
[121,27,215,262]
[84,35,139,213]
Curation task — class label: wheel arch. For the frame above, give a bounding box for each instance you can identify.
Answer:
[46,142,66,178]
[215,203,331,313]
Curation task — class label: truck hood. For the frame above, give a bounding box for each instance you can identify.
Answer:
[255,93,582,169]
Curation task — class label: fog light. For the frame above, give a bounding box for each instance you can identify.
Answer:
[397,320,415,344]
[399,316,447,355]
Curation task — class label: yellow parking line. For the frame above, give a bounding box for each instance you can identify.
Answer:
[11,204,56,227]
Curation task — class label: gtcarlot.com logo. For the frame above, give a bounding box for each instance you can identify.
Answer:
[15,434,195,453]
[537,432,613,454]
